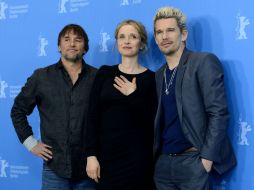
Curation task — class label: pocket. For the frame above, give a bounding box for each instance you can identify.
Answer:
[155,155,168,173]
[42,162,51,171]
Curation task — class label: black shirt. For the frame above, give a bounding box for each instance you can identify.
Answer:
[11,60,97,179]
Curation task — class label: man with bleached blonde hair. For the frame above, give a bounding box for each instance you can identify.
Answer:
[153,6,236,190]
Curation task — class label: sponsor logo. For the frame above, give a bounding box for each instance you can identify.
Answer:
[236,12,250,40]
[0,80,8,98]
[0,158,9,178]
[38,35,48,57]
[58,0,89,13]
[9,85,22,98]
[99,31,111,52]
[1,2,29,20]
[0,1,8,20]
[58,0,69,13]
[0,156,30,178]
[238,119,251,146]
[120,0,142,6]
[120,0,129,6]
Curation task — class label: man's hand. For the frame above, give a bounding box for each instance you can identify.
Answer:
[31,142,52,161]
[201,158,213,173]
[86,156,100,183]
[113,75,137,96]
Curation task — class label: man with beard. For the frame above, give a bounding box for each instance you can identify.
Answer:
[153,7,236,190]
[11,24,97,190]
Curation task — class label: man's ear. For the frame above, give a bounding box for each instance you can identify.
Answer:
[154,34,159,45]
[181,30,188,42]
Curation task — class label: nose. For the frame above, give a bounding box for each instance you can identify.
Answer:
[124,37,130,44]
[162,31,167,39]
[70,39,75,46]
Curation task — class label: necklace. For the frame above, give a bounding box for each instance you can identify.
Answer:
[164,66,177,95]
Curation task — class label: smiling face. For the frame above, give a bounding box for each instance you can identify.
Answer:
[59,30,86,63]
[116,24,142,58]
[154,18,187,56]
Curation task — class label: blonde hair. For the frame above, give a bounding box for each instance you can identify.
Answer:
[115,19,148,51]
[153,6,187,33]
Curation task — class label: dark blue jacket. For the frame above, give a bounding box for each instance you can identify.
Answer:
[154,48,236,175]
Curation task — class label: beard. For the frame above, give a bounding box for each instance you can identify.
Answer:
[160,43,182,57]
[63,53,83,63]
[159,47,176,56]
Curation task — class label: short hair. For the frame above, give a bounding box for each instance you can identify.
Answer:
[57,24,89,52]
[153,6,187,33]
[114,19,148,51]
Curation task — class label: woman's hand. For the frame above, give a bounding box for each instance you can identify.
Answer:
[86,156,100,183]
[113,75,137,96]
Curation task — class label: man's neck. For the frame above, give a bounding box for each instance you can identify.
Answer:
[61,59,82,73]
[61,59,83,84]
[165,45,185,70]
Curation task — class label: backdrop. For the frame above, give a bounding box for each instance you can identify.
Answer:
[0,0,253,189]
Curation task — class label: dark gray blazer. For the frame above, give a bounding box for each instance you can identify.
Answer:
[154,48,236,175]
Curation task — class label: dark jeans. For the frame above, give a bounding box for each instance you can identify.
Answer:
[42,164,96,190]
[154,151,211,190]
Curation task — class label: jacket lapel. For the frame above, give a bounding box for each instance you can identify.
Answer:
[154,64,166,156]
[156,64,167,107]
[175,48,192,125]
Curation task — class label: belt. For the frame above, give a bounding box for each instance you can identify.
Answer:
[168,147,198,156]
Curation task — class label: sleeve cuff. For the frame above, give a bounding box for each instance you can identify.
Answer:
[23,136,38,151]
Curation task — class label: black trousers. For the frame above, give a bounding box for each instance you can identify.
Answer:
[154,151,211,190]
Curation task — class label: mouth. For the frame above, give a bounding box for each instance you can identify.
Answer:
[122,46,132,49]
[161,41,172,45]
[67,49,78,53]
[161,42,172,48]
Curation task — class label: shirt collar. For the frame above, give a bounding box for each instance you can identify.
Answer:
[56,59,87,74]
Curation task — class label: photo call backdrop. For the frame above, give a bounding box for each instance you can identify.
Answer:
[0,0,253,189]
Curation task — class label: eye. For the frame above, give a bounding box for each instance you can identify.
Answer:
[75,39,82,42]
[156,30,162,35]
[118,34,125,39]
[129,34,137,39]
[167,28,175,32]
